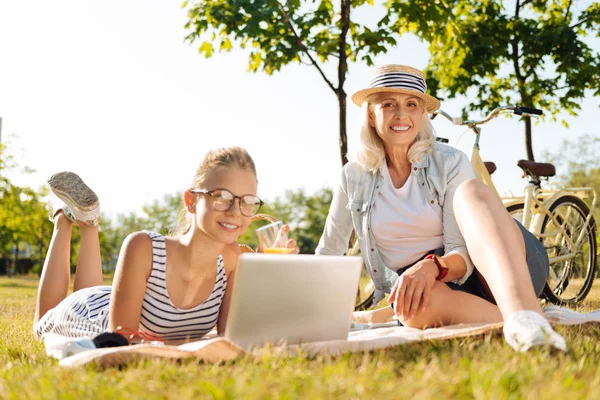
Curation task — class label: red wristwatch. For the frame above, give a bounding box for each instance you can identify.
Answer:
[424,254,449,281]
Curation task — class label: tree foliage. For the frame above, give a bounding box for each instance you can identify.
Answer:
[98,193,183,271]
[237,187,333,254]
[0,138,52,275]
[543,133,600,224]
[0,136,185,275]
[270,187,333,254]
[183,0,398,166]
[1,139,333,273]
[387,0,600,160]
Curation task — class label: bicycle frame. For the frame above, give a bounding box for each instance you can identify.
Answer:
[522,184,597,264]
[433,105,597,267]
[472,136,598,266]
[435,109,502,200]
[470,143,501,200]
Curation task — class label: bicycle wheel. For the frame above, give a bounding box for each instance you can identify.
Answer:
[355,263,375,310]
[348,234,375,310]
[540,195,597,305]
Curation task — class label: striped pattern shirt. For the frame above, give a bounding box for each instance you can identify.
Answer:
[35,231,227,341]
[139,232,227,341]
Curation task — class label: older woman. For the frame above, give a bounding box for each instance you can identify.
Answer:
[316,64,565,352]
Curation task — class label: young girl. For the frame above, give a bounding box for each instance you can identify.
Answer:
[34,146,263,344]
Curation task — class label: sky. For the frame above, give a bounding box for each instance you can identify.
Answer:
[1,1,598,221]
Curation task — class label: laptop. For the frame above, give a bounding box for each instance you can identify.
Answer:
[224,253,363,349]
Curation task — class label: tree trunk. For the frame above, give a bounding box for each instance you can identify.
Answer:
[12,244,18,277]
[512,2,535,161]
[337,0,350,166]
[338,93,348,165]
[524,116,535,161]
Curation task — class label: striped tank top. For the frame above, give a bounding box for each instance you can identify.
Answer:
[34,231,227,341]
[139,232,227,341]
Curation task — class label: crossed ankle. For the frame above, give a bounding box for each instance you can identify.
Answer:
[54,211,74,225]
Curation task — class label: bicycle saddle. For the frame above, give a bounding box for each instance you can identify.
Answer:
[517,160,556,178]
[483,161,497,175]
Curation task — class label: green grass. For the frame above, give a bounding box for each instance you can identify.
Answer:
[1,276,600,399]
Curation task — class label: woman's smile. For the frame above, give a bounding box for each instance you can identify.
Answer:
[390,123,411,132]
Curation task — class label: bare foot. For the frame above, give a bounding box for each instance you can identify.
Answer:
[352,307,395,324]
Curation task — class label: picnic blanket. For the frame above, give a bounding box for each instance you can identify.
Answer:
[55,306,600,368]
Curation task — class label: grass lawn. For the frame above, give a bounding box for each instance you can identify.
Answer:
[1,275,600,399]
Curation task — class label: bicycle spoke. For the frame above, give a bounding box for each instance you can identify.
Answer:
[541,197,596,304]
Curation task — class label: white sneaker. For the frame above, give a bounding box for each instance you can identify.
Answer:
[47,171,101,227]
[503,310,567,352]
[44,333,97,360]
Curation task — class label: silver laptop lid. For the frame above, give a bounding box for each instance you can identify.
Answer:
[224,253,362,349]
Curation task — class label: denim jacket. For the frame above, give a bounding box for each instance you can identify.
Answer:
[316,142,476,306]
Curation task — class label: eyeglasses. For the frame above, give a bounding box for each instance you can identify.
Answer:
[190,188,264,217]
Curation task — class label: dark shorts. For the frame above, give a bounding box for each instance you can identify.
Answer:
[396,219,550,304]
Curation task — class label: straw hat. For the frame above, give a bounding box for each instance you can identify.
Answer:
[351,64,440,112]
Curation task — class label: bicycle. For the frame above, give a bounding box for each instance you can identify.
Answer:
[352,105,597,310]
[432,105,598,306]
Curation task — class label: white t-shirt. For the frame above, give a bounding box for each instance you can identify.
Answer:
[370,163,443,271]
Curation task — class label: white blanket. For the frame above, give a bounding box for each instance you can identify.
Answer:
[56,306,600,368]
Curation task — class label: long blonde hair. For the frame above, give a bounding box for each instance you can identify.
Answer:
[174,146,257,235]
[354,96,435,172]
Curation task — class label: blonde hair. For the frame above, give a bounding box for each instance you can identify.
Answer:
[174,146,257,235]
[354,96,435,172]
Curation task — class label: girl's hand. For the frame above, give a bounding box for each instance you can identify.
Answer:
[257,224,300,254]
[387,260,438,320]
[282,225,300,254]
[284,238,300,254]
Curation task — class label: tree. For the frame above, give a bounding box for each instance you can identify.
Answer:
[98,212,146,273]
[387,0,600,160]
[237,188,333,254]
[98,193,183,272]
[95,187,334,270]
[140,193,183,235]
[285,187,333,254]
[0,138,53,275]
[543,133,600,224]
[183,0,398,166]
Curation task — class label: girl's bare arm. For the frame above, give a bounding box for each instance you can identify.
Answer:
[108,232,153,333]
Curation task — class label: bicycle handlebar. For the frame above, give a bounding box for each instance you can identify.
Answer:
[432,105,543,127]
[515,106,543,116]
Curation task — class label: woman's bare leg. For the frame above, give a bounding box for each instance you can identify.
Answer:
[452,179,541,317]
[34,213,73,324]
[452,179,565,351]
[399,282,502,328]
[73,222,103,291]
[355,283,503,327]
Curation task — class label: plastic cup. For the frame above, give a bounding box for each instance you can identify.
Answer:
[255,221,293,254]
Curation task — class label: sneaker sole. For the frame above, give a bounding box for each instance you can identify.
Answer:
[47,172,99,213]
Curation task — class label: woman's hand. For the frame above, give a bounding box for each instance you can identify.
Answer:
[387,260,438,319]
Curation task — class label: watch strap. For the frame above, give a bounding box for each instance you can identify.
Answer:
[424,254,449,281]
